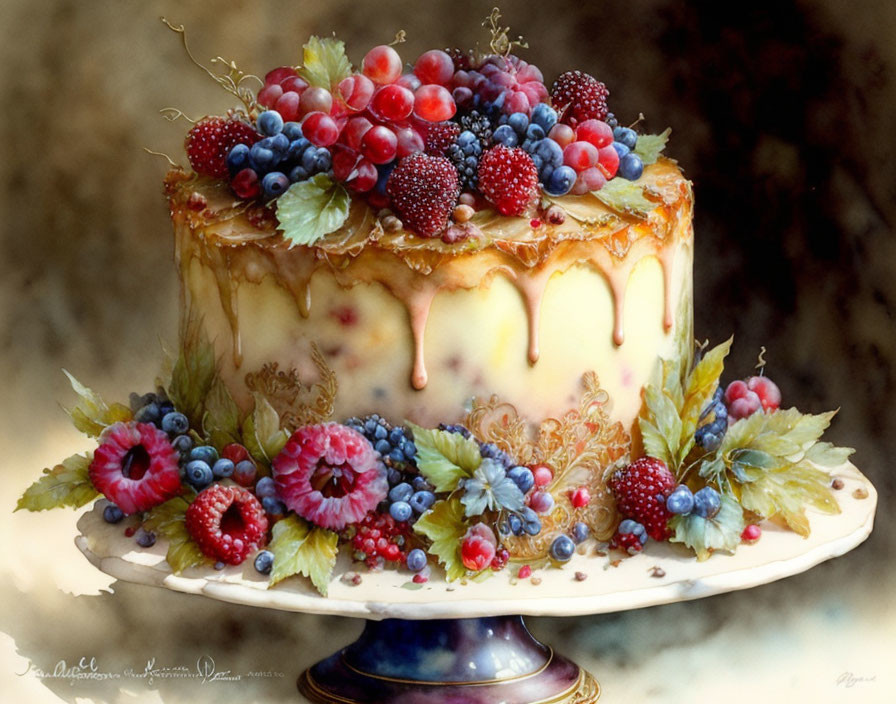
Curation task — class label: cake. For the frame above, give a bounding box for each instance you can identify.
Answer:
[19,13,853,594]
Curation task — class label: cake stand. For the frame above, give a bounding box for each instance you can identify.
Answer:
[74,462,876,703]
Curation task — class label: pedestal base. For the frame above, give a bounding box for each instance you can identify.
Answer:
[297,616,600,703]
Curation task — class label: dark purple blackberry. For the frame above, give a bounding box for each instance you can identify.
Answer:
[345,414,417,468]
[445,130,482,190]
[459,110,494,149]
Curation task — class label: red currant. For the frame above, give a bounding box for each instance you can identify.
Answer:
[746,376,782,412]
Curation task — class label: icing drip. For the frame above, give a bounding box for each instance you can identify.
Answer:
[266,247,316,318]
[511,269,551,365]
[206,245,243,367]
[405,288,437,390]
[657,243,677,331]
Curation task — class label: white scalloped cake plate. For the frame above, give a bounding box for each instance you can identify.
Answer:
[75,463,876,620]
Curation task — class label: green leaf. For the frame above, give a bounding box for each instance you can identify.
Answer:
[408,424,482,493]
[413,497,468,582]
[669,495,744,561]
[143,495,209,573]
[268,516,338,596]
[297,36,353,89]
[592,179,654,219]
[639,384,682,468]
[203,377,241,448]
[16,453,99,511]
[168,314,217,431]
[62,370,132,437]
[680,337,732,439]
[634,128,671,166]
[241,393,289,466]
[276,175,351,248]
[805,441,855,467]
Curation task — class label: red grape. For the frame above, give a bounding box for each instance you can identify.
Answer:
[342,116,373,151]
[302,111,339,147]
[332,146,361,181]
[280,76,309,94]
[397,73,422,91]
[548,124,576,148]
[361,125,398,164]
[597,145,619,178]
[274,91,301,122]
[362,45,403,85]
[413,49,454,86]
[338,74,374,112]
[571,166,607,194]
[745,376,781,411]
[370,84,415,121]
[452,86,474,109]
[300,86,333,116]
[394,125,424,158]
[257,83,283,108]
[576,119,613,149]
[563,141,599,171]
[413,84,456,122]
[350,158,378,192]
[504,90,529,114]
[265,66,298,85]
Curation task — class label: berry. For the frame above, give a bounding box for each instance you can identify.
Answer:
[257,110,284,137]
[360,125,398,164]
[389,501,413,523]
[572,522,590,544]
[742,524,762,543]
[255,476,278,499]
[693,487,722,519]
[549,534,576,562]
[563,141,599,172]
[575,119,613,149]
[477,145,539,216]
[388,483,414,503]
[618,152,644,181]
[609,519,647,554]
[185,484,269,565]
[409,490,436,513]
[261,171,290,199]
[231,168,261,199]
[254,549,274,574]
[282,122,304,141]
[371,84,415,121]
[89,422,182,515]
[544,165,577,196]
[529,490,555,514]
[406,548,428,572]
[517,565,533,579]
[414,84,456,122]
[597,145,620,178]
[190,445,218,466]
[233,460,257,487]
[185,460,214,490]
[551,71,609,127]
[695,387,728,451]
[531,103,558,132]
[386,153,460,237]
[159,412,188,436]
[507,466,535,494]
[337,74,375,112]
[425,121,461,156]
[493,124,519,147]
[227,143,251,175]
[212,458,235,479]
[445,129,483,191]
[302,112,339,147]
[274,91,302,122]
[460,524,497,571]
[490,548,510,571]
[135,529,156,548]
[609,457,676,541]
[171,434,193,457]
[299,86,334,116]
[103,504,124,524]
[570,487,591,508]
[519,506,542,535]
[272,423,388,531]
[746,376,782,412]
[362,45,403,84]
[531,464,553,487]
[548,123,576,148]
[666,485,695,515]
[612,142,630,159]
[725,380,763,421]
[613,127,638,150]
[345,415,418,467]
[571,167,607,195]
[186,118,262,179]
[350,512,411,568]
[414,49,454,85]
[470,55,548,116]
[261,496,286,516]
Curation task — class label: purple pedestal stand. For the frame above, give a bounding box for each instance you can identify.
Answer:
[298,615,599,703]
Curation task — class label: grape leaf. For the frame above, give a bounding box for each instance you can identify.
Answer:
[297,36,353,89]
[16,453,99,512]
[592,179,654,220]
[168,313,217,431]
[634,128,671,166]
[268,515,338,596]
[408,424,482,493]
[805,441,855,467]
[638,384,681,468]
[276,175,351,248]
[669,495,744,561]
[413,497,468,582]
[242,393,289,467]
[62,370,132,438]
[143,495,209,573]
[203,376,241,448]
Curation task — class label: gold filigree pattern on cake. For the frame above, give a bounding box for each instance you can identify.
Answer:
[244,343,337,432]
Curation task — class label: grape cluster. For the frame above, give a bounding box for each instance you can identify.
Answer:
[694,387,729,452]
[451,54,548,116]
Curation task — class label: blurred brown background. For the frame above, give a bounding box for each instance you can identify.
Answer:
[2,0,894,702]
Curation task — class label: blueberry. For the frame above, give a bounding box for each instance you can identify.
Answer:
[493,124,519,147]
[530,153,544,172]
[375,439,391,455]
[508,112,529,135]
[406,548,427,572]
[386,468,403,486]
[261,496,286,515]
[227,143,251,175]
[289,165,309,183]
[134,402,161,425]
[507,513,523,535]
[171,434,193,456]
[158,401,175,417]
[549,534,576,562]
[161,411,189,435]
[233,460,257,486]
[534,138,564,167]
[301,147,321,172]
[389,482,414,503]
[544,165,577,196]
[286,137,311,161]
[618,518,646,536]
[282,121,303,141]
[507,466,535,494]
[402,442,416,458]
[409,490,436,513]
[525,123,546,141]
[269,132,290,155]
[212,458,235,478]
[693,487,722,519]
[612,142,630,159]
[257,110,284,136]
[520,507,542,536]
[373,423,388,441]
[613,126,638,150]
[540,164,555,183]
[189,445,218,466]
[185,460,213,489]
[135,529,156,548]
[103,504,124,524]
[412,476,433,492]
[262,171,290,199]
[618,153,644,181]
[248,144,278,174]
[666,485,695,515]
[389,501,413,522]
[254,549,274,574]
[375,162,396,194]
[457,130,478,148]
[572,522,590,544]
[311,147,332,172]
[255,476,278,499]
[531,103,558,132]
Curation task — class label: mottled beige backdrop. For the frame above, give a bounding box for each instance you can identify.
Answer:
[2,0,894,702]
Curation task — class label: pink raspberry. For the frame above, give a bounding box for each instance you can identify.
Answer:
[460,523,497,571]
[272,423,387,531]
[89,422,181,515]
[185,484,268,565]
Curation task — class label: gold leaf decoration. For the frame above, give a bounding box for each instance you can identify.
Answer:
[464,372,629,558]
[244,342,337,432]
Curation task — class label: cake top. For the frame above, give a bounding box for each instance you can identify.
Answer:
[164,9,675,248]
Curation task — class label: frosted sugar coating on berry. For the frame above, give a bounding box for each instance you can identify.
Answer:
[477,145,539,216]
[272,423,388,530]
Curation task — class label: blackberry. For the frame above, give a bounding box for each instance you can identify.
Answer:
[438,423,472,438]
[695,387,728,452]
[459,110,494,149]
[345,415,417,468]
[445,130,483,190]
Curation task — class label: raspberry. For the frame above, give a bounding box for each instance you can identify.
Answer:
[424,121,461,156]
[185,484,269,565]
[477,145,539,216]
[609,457,676,541]
[551,71,610,127]
[386,153,461,238]
[272,423,388,531]
[185,117,261,179]
[89,422,181,515]
[609,530,645,555]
